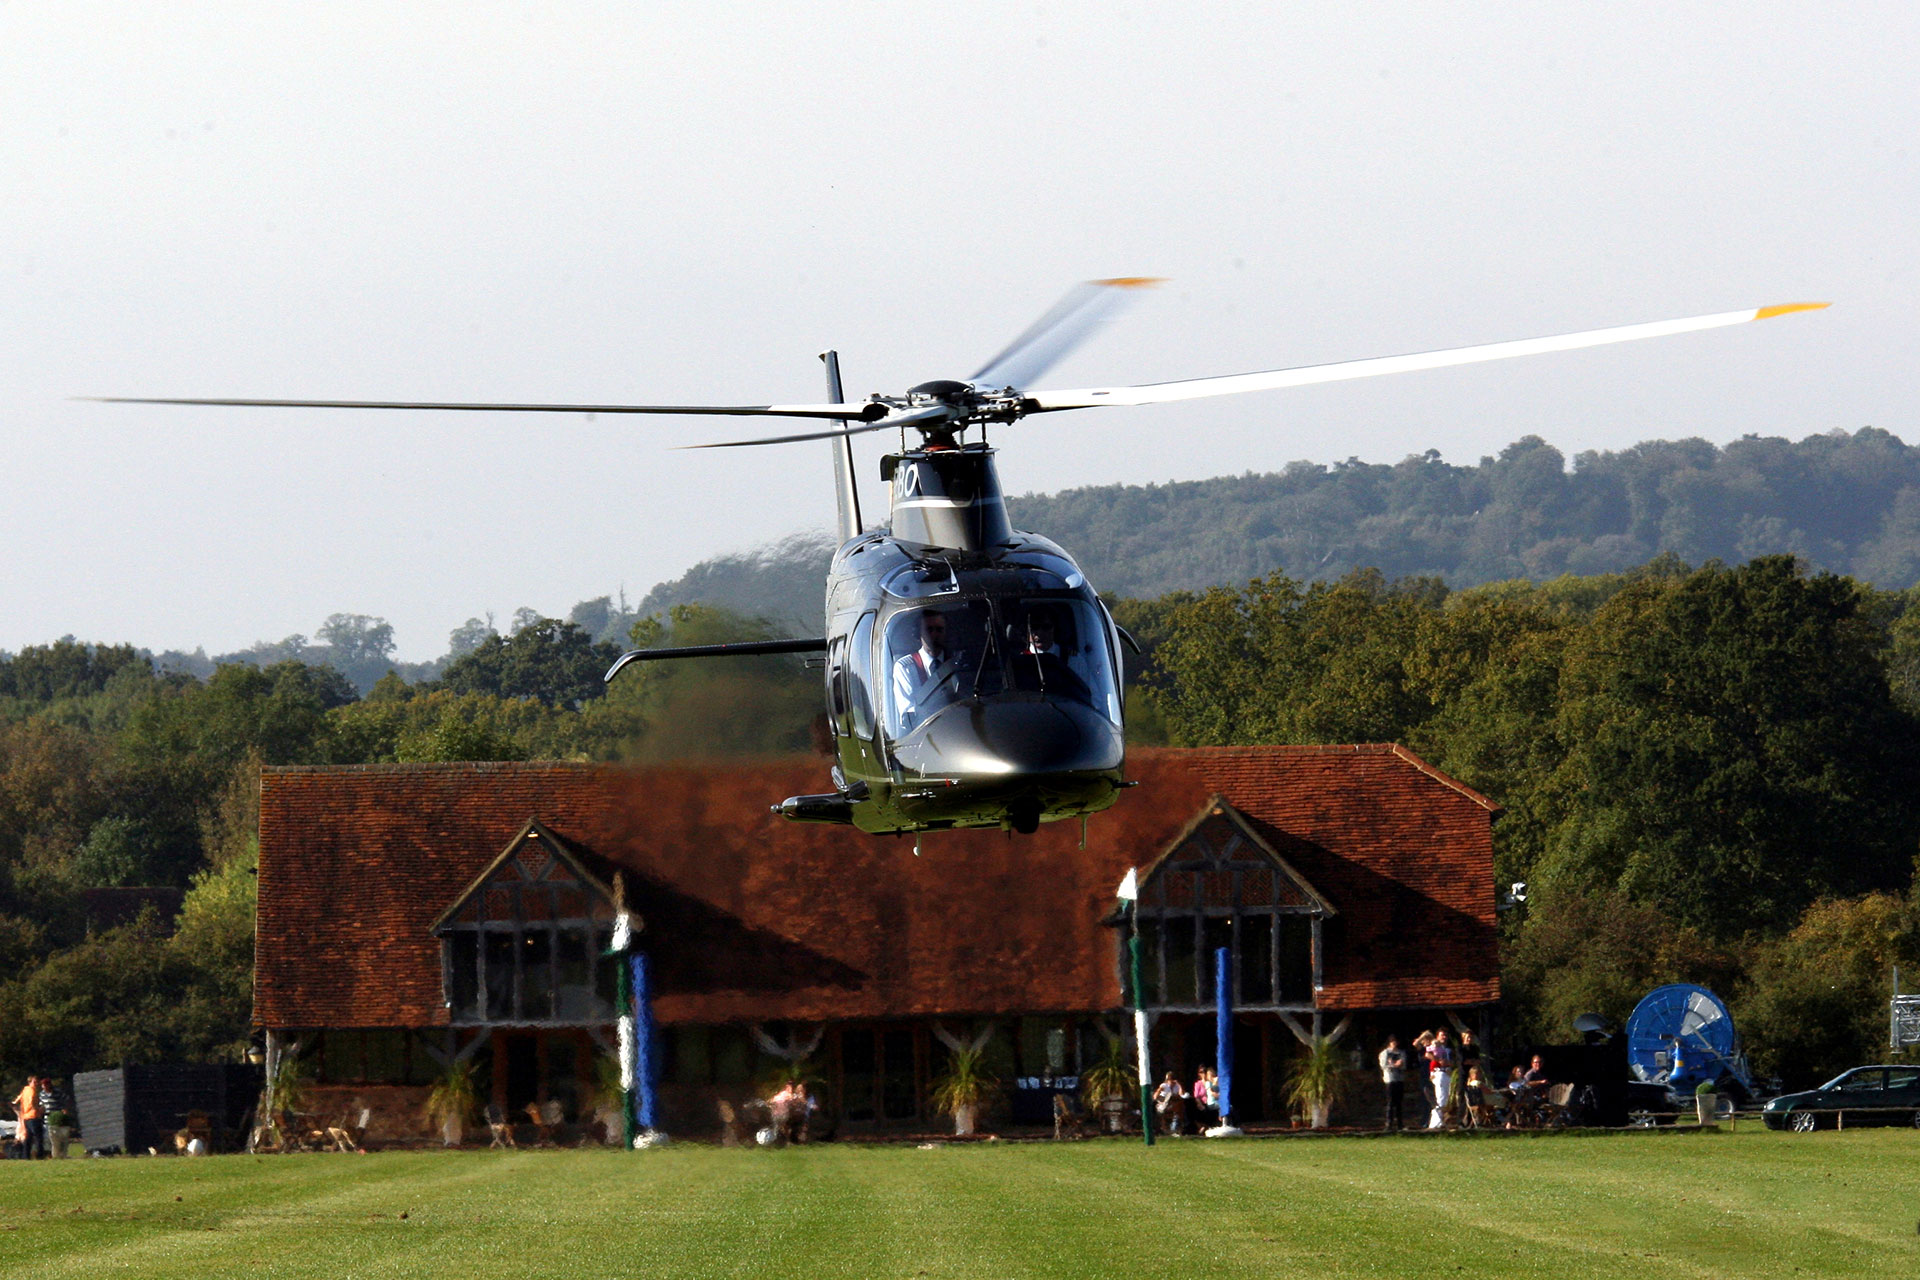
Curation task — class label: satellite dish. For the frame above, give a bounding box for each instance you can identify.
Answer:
[1624,984,1752,1093]
[1572,1012,1616,1043]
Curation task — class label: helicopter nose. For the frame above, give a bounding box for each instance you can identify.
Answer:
[901,698,1122,778]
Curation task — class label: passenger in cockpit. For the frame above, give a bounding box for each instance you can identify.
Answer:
[1010,608,1090,702]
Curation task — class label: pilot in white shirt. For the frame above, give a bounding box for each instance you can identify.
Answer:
[891,611,950,729]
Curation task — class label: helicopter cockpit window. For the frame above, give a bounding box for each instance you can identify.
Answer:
[1005,598,1121,723]
[883,602,994,734]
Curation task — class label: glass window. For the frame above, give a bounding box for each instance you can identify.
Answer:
[1278,916,1313,1002]
[554,932,589,1019]
[484,932,515,1022]
[883,601,994,733]
[1199,917,1234,1003]
[1241,915,1274,1005]
[1165,918,1199,1006]
[1839,1069,1885,1093]
[448,932,479,1019]
[1005,598,1122,724]
[521,931,553,1021]
[1886,1068,1919,1093]
[847,613,876,738]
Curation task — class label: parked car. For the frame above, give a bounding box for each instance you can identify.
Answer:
[1761,1065,1920,1132]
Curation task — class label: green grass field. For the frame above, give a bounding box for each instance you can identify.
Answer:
[2,1127,1915,1279]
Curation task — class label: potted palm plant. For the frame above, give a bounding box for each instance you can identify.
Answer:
[586,1053,626,1145]
[1694,1078,1720,1126]
[1284,1036,1347,1129]
[424,1061,479,1147]
[255,1056,312,1151]
[1080,1038,1135,1134]
[46,1109,75,1159]
[929,1047,1002,1136]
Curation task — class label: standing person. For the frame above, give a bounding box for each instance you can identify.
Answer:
[1424,1030,1455,1130]
[15,1074,46,1160]
[1153,1071,1189,1136]
[1410,1030,1437,1119]
[1378,1036,1409,1130]
[1457,1029,1483,1078]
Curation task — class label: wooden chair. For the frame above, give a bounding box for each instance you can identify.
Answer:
[485,1103,517,1149]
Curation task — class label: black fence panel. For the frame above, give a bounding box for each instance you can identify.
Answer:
[73,1064,263,1154]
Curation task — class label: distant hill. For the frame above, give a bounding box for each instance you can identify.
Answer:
[617,427,1920,622]
[619,529,837,632]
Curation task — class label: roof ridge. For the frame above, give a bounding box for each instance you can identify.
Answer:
[1385,744,1500,812]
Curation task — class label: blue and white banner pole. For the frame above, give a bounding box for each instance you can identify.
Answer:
[631,952,659,1136]
[1209,946,1241,1136]
[1117,868,1153,1147]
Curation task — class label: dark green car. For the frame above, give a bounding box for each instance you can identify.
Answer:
[1762,1065,1920,1131]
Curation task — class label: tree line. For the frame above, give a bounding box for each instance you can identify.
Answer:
[5,552,1920,1088]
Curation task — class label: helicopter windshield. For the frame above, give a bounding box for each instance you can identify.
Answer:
[881,595,1121,736]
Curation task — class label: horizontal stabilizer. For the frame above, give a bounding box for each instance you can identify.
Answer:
[604,636,828,683]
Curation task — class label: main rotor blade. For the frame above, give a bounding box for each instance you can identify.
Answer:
[1024,302,1830,411]
[680,404,952,449]
[969,277,1163,392]
[81,395,885,421]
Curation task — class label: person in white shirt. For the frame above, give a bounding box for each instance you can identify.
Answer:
[891,611,951,729]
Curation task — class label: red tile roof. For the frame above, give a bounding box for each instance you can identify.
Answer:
[254,746,1498,1029]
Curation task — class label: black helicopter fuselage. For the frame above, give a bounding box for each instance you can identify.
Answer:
[776,442,1127,836]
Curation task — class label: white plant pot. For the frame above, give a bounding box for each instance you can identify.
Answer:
[954,1104,977,1136]
[441,1117,463,1147]
[1310,1101,1332,1129]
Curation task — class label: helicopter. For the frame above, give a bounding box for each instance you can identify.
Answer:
[93,283,1826,838]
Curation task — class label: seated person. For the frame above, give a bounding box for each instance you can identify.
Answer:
[892,611,957,729]
[1522,1054,1550,1093]
[1504,1065,1533,1127]
[1007,610,1091,701]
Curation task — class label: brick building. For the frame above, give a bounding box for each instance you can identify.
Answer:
[254,745,1499,1137]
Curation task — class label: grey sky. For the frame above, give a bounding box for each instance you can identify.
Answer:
[3,3,1911,660]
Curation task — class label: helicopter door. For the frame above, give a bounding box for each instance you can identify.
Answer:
[846,612,877,741]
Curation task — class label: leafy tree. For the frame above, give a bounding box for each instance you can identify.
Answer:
[314,613,399,694]
[1500,887,1738,1048]
[0,639,149,704]
[1538,557,1920,937]
[1146,570,1438,746]
[1739,892,1920,1087]
[438,617,620,709]
[447,615,498,659]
